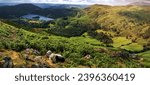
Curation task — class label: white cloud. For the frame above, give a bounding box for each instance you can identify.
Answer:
[0,0,149,5]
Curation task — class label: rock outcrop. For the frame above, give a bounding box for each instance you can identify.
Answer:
[0,56,14,68]
[46,50,65,63]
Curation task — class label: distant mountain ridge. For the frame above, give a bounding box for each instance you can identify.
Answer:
[0,3,18,6]
[0,4,41,18]
[34,3,89,8]
[0,3,89,8]
[0,3,80,19]
[129,1,150,6]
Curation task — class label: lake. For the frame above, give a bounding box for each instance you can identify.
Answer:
[21,14,54,21]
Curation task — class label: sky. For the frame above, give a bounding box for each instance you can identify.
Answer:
[0,0,149,5]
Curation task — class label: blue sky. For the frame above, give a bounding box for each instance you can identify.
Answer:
[0,0,149,5]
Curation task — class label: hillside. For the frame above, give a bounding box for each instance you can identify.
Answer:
[84,5,150,50]
[1,4,150,68]
[82,5,150,67]
[129,1,150,6]
[0,4,80,19]
[0,20,144,68]
[0,4,42,18]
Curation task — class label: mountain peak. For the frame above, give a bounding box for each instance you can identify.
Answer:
[14,3,41,8]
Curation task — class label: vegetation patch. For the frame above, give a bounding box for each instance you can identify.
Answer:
[138,50,150,68]
[121,43,143,52]
[138,51,150,57]
[112,37,132,48]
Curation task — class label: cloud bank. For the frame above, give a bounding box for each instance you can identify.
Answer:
[0,0,149,5]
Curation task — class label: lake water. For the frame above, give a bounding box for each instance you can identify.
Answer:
[21,14,54,21]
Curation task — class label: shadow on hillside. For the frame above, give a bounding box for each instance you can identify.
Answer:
[119,10,150,23]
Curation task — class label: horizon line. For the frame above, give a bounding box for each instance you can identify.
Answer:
[0,2,130,6]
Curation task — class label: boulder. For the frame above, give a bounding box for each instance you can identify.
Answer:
[25,48,40,55]
[1,56,14,68]
[46,50,52,57]
[49,53,65,63]
[25,48,31,54]
[84,54,92,59]
[33,50,40,55]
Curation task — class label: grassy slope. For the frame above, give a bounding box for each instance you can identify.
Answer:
[83,5,150,67]
[85,5,150,37]
[1,5,150,68]
[85,5,150,52]
[0,21,142,68]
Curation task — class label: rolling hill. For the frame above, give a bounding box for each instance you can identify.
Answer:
[0,19,143,68]
[0,4,41,19]
[84,5,150,48]
[1,4,150,68]
[0,3,80,19]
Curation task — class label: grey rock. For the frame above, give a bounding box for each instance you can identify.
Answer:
[2,56,14,68]
[46,50,52,57]
[49,53,65,63]
[33,50,40,55]
[84,54,92,59]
